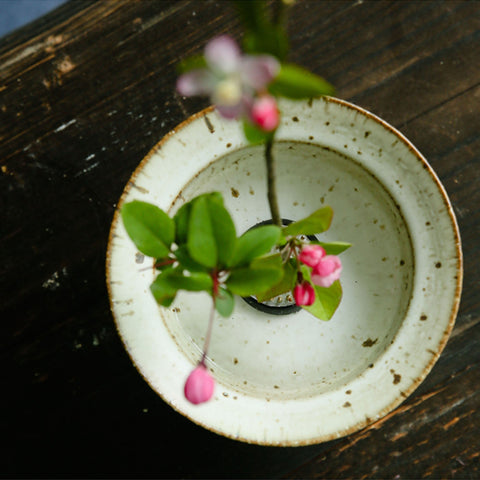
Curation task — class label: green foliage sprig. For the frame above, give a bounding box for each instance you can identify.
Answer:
[121,193,350,321]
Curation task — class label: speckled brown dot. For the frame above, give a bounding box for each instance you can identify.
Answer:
[343,402,351,408]
[362,338,378,347]
[325,121,330,126]
[222,392,229,397]
[364,131,371,138]
[231,187,239,198]
[435,262,442,268]
[420,314,428,321]
[233,357,238,364]
[346,390,352,395]
[390,369,401,384]
[309,135,314,140]
[292,116,299,122]
[226,142,232,148]
[274,385,280,389]
[400,259,405,266]
[426,221,431,226]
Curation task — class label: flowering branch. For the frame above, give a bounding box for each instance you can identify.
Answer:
[265,136,281,227]
[121,1,349,405]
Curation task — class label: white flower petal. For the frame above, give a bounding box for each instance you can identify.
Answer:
[241,55,280,90]
[204,35,241,74]
[216,103,243,119]
[176,70,214,96]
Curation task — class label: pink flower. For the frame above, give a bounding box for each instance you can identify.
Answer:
[251,95,280,131]
[298,244,326,268]
[293,281,315,306]
[311,255,342,288]
[177,35,279,121]
[184,364,215,405]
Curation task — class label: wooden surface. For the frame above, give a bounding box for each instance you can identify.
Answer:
[1,0,479,477]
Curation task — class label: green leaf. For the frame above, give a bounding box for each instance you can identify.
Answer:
[311,241,352,255]
[303,281,342,321]
[235,1,289,60]
[268,63,335,99]
[121,201,175,258]
[207,197,236,267]
[215,288,235,317]
[229,225,281,267]
[167,271,213,292]
[283,206,333,237]
[177,55,207,74]
[175,245,209,272]
[227,265,284,297]
[150,270,179,307]
[256,258,296,302]
[234,0,268,32]
[173,203,191,245]
[243,25,289,60]
[242,120,273,145]
[250,252,283,270]
[187,196,217,268]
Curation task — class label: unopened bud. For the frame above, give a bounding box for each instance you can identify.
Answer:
[184,364,215,405]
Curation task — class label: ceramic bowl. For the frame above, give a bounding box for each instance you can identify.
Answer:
[106,97,462,446]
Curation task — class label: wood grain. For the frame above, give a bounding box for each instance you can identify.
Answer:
[1,1,479,477]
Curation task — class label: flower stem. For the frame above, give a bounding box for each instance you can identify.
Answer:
[200,298,216,366]
[272,0,286,27]
[265,136,281,227]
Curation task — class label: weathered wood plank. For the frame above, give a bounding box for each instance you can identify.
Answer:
[1,0,478,477]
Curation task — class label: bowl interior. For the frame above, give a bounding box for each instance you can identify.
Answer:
[162,141,414,400]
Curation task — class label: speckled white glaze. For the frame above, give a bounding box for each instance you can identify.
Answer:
[106,97,462,446]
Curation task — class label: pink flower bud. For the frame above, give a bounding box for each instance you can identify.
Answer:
[311,255,342,288]
[184,364,215,405]
[298,244,326,268]
[251,95,280,131]
[293,282,316,306]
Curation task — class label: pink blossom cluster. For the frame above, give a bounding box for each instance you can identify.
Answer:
[293,245,342,306]
[177,35,280,132]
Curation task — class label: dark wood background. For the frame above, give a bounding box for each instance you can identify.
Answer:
[1,0,479,477]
